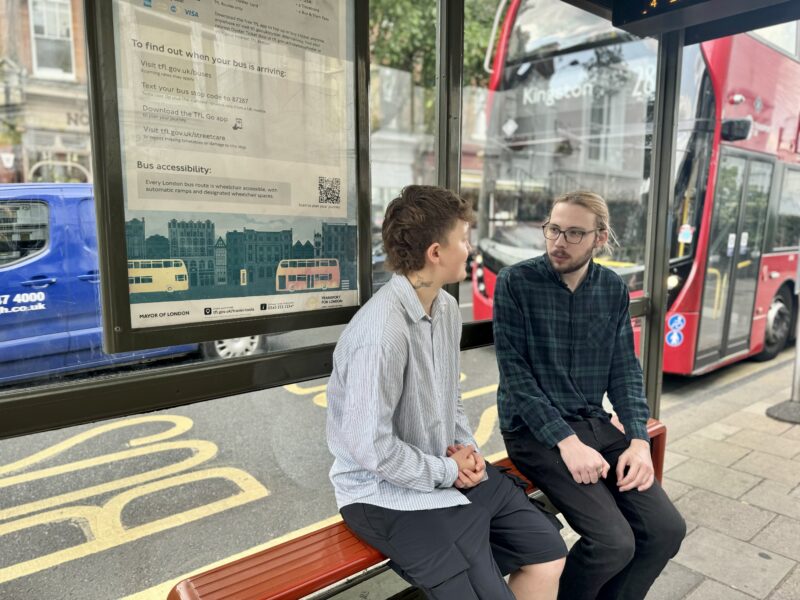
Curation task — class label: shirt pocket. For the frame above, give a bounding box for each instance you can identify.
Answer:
[585,312,613,348]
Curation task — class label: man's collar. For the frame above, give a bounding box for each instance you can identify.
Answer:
[391,273,446,322]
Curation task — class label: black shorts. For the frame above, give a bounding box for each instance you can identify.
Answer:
[340,464,566,598]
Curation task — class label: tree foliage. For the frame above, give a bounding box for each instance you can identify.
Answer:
[369,0,500,89]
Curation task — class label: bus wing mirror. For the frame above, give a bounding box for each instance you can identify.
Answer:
[720,118,751,142]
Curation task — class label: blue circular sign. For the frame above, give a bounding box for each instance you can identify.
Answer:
[665,330,684,347]
[668,314,686,331]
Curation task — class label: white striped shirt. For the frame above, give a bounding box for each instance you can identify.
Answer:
[327,274,479,511]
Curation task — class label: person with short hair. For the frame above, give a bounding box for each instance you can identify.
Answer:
[494,191,686,600]
[327,185,567,599]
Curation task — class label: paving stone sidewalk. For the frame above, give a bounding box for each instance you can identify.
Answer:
[646,352,800,600]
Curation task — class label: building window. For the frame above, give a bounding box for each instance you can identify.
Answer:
[29,0,75,79]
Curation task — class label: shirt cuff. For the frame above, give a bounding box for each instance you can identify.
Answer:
[625,420,650,442]
[438,457,460,488]
[537,418,576,449]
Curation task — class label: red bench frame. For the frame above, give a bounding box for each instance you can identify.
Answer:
[168,419,666,600]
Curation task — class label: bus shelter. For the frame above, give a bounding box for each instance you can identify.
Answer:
[0,0,798,441]
[1,1,800,599]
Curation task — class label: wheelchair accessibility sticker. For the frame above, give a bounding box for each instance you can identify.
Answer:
[667,314,686,331]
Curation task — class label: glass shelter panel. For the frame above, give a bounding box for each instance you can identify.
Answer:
[0,0,453,405]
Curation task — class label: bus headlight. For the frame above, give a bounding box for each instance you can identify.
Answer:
[667,274,681,290]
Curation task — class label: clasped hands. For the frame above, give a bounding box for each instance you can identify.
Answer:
[446,444,486,489]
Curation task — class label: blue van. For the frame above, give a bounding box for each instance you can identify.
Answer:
[0,184,263,386]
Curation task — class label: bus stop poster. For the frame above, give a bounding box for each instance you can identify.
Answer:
[111,0,358,328]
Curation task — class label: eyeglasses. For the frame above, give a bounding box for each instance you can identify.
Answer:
[542,223,602,244]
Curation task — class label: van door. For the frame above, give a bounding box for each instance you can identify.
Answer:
[0,191,70,384]
[65,193,106,365]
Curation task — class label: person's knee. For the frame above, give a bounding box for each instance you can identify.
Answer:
[645,509,686,558]
[519,556,566,582]
[599,527,636,572]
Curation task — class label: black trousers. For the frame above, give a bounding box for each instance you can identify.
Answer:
[503,418,686,600]
[340,465,566,600]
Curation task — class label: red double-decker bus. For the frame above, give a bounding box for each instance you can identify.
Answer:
[470,0,800,375]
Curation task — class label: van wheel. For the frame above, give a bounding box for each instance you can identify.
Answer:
[754,286,792,361]
[202,335,267,359]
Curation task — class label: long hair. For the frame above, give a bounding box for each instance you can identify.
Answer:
[551,191,618,256]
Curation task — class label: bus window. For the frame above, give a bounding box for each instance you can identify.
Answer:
[670,46,716,263]
[151,261,163,268]
[752,21,798,56]
[0,202,49,267]
[128,277,135,284]
[176,274,187,282]
[774,170,800,249]
[141,276,153,283]
[140,261,151,269]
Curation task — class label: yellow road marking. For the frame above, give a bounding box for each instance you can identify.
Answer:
[0,440,217,522]
[0,415,193,476]
[283,383,328,395]
[0,467,269,584]
[473,405,499,447]
[0,415,272,586]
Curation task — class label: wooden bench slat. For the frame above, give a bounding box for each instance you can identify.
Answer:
[169,419,666,600]
[174,525,383,600]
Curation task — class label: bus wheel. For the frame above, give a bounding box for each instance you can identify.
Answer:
[166,286,174,292]
[754,287,792,361]
[202,336,267,359]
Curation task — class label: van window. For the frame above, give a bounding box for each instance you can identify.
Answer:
[0,202,49,267]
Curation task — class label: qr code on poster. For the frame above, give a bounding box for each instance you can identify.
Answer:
[318,176,341,205]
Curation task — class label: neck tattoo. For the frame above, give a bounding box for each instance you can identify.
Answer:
[411,276,433,289]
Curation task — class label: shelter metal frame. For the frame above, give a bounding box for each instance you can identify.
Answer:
[2,0,797,440]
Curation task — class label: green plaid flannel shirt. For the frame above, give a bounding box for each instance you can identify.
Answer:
[494,255,650,448]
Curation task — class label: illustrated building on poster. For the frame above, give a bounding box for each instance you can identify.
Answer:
[168,219,215,287]
[125,218,145,259]
[225,228,292,286]
[145,234,169,259]
[322,223,357,289]
[214,237,227,285]
[292,240,315,259]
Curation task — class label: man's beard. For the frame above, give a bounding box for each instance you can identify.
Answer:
[549,246,594,275]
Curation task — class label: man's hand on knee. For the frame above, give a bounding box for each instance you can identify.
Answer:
[616,439,655,492]
[557,435,610,485]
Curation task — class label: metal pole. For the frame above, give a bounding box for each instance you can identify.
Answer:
[766,242,800,423]
[437,0,465,302]
[642,30,683,419]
